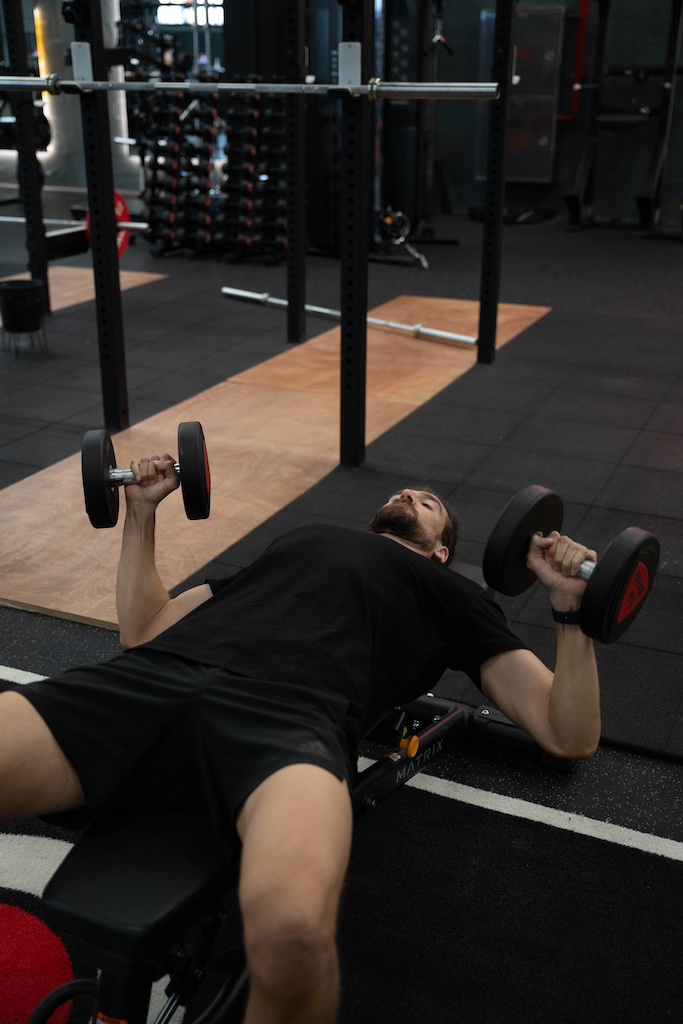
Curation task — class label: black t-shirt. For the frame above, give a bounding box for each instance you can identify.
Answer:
[144,525,527,745]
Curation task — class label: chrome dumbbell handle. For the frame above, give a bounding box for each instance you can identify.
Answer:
[108,464,180,485]
[578,559,596,581]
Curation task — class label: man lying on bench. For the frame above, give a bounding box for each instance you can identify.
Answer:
[1,458,600,1024]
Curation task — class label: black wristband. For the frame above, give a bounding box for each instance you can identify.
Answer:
[552,608,581,625]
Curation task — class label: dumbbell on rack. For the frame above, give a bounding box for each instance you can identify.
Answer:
[482,485,660,643]
[81,422,211,529]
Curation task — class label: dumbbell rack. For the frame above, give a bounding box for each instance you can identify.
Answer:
[217,75,288,263]
[142,84,220,256]
[139,74,288,263]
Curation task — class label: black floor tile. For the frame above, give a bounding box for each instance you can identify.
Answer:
[0,414,53,446]
[0,422,84,469]
[596,464,683,521]
[480,349,573,389]
[575,370,674,402]
[0,606,120,675]
[0,460,42,488]
[432,374,562,416]
[623,431,683,473]
[365,433,494,484]
[645,401,683,435]
[664,378,683,403]
[661,704,683,763]
[124,337,227,370]
[47,362,114,392]
[127,360,230,405]
[464,447,616,505]
[394,400,526,446]
[507,320,681,375]
[598,642,683,755]
[0,383,99,421]
[534,389,659,430]
[502,416,639,463]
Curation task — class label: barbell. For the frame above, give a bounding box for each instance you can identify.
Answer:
[221,286,477,348]
[482,485,660,644]
[81,421,211,528]
[0,74,499,102]
[0,192,147,261]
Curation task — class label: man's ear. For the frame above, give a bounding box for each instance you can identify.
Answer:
[431,545,449,565]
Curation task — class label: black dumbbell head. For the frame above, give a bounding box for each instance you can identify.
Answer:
[82,429,119,528]
[580,527,660,643]
[178,421,211,520]
[483,485,564,596]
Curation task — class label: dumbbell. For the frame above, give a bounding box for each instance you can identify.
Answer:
[482,485,660,643]
[81,422,211,529]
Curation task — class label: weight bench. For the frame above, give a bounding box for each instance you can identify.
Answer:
[31,687,572,1024]
[34,805,246,1024]
[30,697,473,1024]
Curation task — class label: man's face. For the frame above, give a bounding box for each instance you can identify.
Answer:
[368,488,448,557]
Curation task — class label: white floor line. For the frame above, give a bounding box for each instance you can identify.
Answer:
[358,756,683,862]
[0,834,72,896]
[0,665,47,684]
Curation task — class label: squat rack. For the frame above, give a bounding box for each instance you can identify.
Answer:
[0,0,515,468]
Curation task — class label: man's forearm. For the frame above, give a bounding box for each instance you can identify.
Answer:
[116,502,170,646]
[547,624,600,759]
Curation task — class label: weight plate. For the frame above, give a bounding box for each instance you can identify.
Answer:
[113,191,131,258]
[82,429,119,528]
[177,421,211,520]
[482,485,564,596]
[580,528,660,643]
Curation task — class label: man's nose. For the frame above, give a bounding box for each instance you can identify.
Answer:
[399,489,415,503]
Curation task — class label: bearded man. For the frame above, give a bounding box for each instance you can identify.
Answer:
[0,459,599,1024]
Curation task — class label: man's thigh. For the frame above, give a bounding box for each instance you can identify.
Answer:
[237,763,353,934]
[0,691,86,817]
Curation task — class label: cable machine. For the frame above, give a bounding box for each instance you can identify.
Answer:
[565,0,683,233]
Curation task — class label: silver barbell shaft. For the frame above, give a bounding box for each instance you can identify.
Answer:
[0,215,149,231]
[221,286,477,347]
[0,74,499,101]
[109,464,180,484]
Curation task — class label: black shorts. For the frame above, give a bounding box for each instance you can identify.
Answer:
[20,649,355,845]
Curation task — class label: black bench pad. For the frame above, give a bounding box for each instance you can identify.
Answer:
[42,806,237,971]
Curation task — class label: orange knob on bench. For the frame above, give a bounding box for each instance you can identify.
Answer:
[399,735,420,759]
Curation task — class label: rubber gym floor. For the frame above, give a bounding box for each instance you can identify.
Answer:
[1,192,682,1024]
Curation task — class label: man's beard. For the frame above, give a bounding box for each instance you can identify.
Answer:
[368,501,433,552]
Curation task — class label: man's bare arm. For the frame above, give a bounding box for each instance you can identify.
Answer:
[116,455,212,648]
[480,531,601,760]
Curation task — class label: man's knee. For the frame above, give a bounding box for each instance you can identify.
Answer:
[242,896,339,1002]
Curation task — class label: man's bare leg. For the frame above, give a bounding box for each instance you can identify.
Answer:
[236,763,354,1024]
[0,691,85,817]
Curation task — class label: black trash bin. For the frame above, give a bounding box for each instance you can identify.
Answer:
[0,279,48,355]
